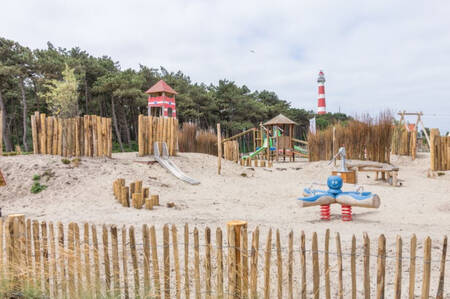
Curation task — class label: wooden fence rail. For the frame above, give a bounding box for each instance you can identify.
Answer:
[31,112,112,158]
[0,216,448,298]
[430,129,450,171]
[138,115,178,156]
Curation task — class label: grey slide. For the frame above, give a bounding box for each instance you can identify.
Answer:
[154,142,200,185]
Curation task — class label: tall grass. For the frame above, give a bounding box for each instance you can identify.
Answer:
[308,112,393,163]
[178,122,218,156]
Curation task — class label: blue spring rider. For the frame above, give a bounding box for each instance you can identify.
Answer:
[298,175,380,221]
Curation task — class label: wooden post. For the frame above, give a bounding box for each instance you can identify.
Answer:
[91,225,101,298]
[363,233,371,299]
[194,228,200,299]
[336,232,343,299]
[263,229,272,299]
[205,227,212,299]
[217,123,222,175]
[163,224,170,299]
[409,234,417,299]
[121,226,129,299]
[150,225,161,297]
[312,232,320,299]
[227,220,247,299]
[217,227,224,299]
[129,226,140,298]
[436,236,447,299]
[276,230,283,299]
[324,229,331,299]
[250,227,259,299]
[102,225,111,296]
[0,111,3,155]
[83,223,92,298]
[138,115,144,156]
[49,223,58,298]
[287,231,293,299]
[376,234,386,299]
[142,224,150,295]
[300,231,306,299]
[172,225,181,299]
[184,224,190,299]
[111,226,120,298]
[58,223,68,298]
[351,235,357,299]
[394,236,402,299]
[421,237,432,299]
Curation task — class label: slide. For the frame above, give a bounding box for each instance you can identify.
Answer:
[242,138,268,160]
[293,145,308,155]
[154,142,200,185]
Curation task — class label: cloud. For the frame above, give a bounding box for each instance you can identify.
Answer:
[1,0,450,131]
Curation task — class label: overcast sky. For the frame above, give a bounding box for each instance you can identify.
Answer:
[1,0,450,132]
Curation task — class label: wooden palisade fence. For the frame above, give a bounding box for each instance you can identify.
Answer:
[430,128,450,171]
[31,112,112,158]
[391,126,417,160]
[138,115,178,157]
[1,216,448,298]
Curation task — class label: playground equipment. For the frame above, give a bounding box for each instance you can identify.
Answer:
[298,175,380,221]
[154,142,200,185]
[329,147,357,184]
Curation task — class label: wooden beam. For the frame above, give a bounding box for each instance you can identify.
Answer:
[222,128,256,143]
[217,123,222,175]
[292,138,308,145]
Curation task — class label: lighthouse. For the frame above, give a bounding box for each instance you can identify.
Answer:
[317,70,326,114]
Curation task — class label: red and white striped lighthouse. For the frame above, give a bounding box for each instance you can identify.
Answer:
[317,70,326,114]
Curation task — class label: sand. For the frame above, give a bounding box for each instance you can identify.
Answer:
[1,152,449,296]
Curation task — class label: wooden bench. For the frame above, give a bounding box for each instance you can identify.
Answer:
[348,163,400,186]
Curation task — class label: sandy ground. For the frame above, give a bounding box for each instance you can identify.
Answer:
[1,152,450,297]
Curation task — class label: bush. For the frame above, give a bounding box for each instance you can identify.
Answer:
[31,182,47,194]
[61,158,71,164]
[32,174,41,181]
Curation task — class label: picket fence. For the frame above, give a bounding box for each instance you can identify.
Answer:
[31,112,112,158]
[1,216,448,299]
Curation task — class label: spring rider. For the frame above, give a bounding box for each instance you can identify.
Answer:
[298,175,380,221]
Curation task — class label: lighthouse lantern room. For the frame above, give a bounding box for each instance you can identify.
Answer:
[145,80,177,118]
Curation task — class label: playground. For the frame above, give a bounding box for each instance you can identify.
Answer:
[1,150,449,239]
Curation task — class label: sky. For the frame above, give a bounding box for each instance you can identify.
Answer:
[1,0,450,132]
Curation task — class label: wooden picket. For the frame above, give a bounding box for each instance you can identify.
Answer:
[31,112,112,157]
[0,219,449,299]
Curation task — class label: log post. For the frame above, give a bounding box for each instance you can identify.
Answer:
[227,220,247,299]
[217,123,222,175]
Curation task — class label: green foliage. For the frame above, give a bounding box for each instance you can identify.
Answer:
[0,37,353,152]
[32,174,40,181]
[61,158,71,164]
[40,64,79,117]
[31,181,47,194]
[112,141,138,153]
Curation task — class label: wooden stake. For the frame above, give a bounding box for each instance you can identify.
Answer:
[324,229,331,299]
[300,230,306,299]
[184,224,190,299]
[163,224,170,299]
[83,223,92,298]
[217,123,222,175]
[41,221,50,295]
[217,227,224,299]
[91,225,101,298]
[376,234,386,299]
[150,225,161,297]
[336,232,344,299]
[276,230,283,299]
[142,224,151,295]
[194,228,201,299]
[287,231,293,299]
[394,236,402,299]
[250,227,259,299]
[102,225,111,296]
[351,235,357,299]
[205,227,212,299]
[241,225,249,299]
[263,229,272,299]
[49,223,58,298]
[111,226,121,298]
[436,236,447,299]
[172,225,181,299]
[121,226,129,299]
[129,226,140,299]
[421,237,432,299]
[58,223,67,298]
[409,234,417,299]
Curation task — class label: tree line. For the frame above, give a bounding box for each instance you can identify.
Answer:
[0,37,350,152]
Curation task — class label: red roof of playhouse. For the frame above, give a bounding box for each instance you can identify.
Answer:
[145,80,178,95]
[408,123,416,131]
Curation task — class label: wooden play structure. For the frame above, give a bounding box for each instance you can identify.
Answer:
[113,179,160,210]
[30,112,112,157]
[137,115,178,156]
[217,114,308,173]
[430,129,450,171]
[146,80,177,118]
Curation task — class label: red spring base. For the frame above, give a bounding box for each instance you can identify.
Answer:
[341,205,352,221]
[320,204,331,220]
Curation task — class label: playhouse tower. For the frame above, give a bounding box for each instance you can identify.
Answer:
[145,80,177,118]
[317,70,326,114]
